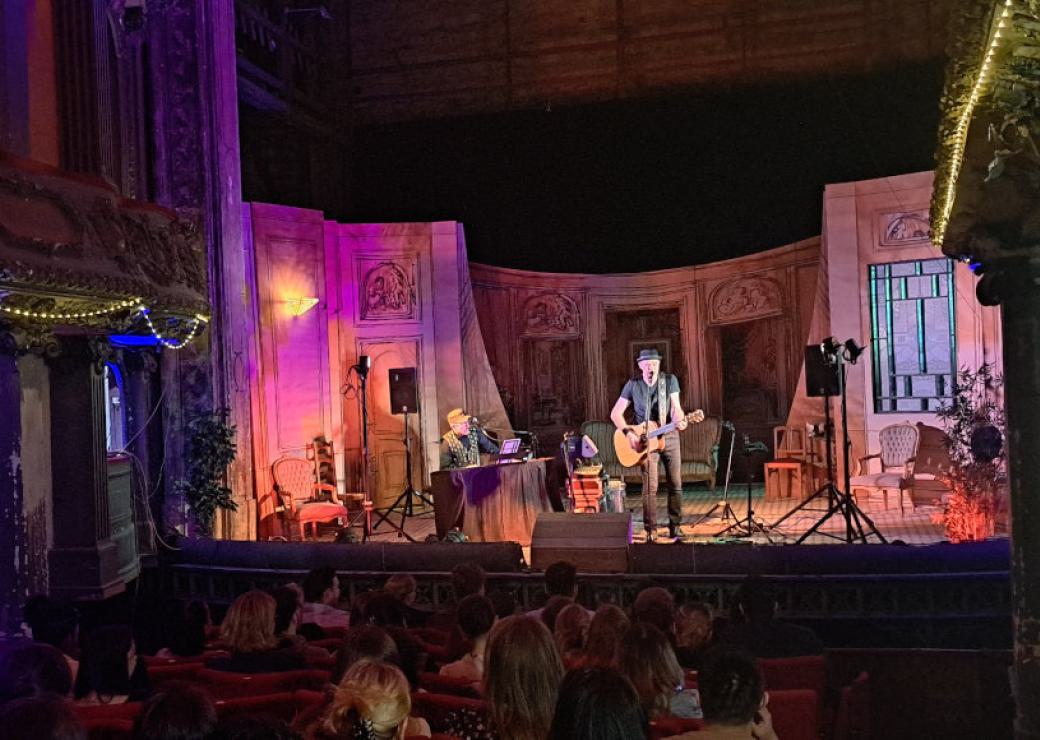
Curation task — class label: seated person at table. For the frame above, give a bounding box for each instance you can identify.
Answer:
[440,408,500,469]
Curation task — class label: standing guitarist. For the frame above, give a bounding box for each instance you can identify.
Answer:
[610,348,689,541]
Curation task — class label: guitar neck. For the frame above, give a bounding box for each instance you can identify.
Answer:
[648,415,690,439]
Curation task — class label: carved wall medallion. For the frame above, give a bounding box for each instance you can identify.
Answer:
[708,276,783,325]
[359,259,417,321]
[879,209,932,247]
[522,293,580,337]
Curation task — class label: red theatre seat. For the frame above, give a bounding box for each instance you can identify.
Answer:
[767,689,819,740]
[833,671,871,740]
[141,650,229,668]
[81,717,135,740]
[214,689,327,724]
[417,671,482,698]
[195,667,331,698]
[73,703,144,725]
[758,655,827,697]
[146,662,205,688]
[307,637,343,652]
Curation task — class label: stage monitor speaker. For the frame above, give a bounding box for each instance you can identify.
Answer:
[531,512,631,573]
[389,367,418,414]
[804,344,840,397]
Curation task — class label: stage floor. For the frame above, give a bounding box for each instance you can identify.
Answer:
[355,483,995,547]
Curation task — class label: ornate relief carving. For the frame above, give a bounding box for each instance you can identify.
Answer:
[522,293,580,337]
[709,277,783,325]
[0,325,61,358]
[879,209,932,246]
[359,260,416,320]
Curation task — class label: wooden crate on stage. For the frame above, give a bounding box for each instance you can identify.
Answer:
[530,512,631,573]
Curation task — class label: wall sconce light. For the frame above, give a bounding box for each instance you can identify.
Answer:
[284,297,319,316]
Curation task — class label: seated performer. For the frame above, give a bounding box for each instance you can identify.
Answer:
[440,407,500,469]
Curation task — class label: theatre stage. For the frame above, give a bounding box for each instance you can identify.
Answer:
[328,484,986,548]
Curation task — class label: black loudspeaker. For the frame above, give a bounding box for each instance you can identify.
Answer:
[389,367,418,413]
[531,513,632,573]
[804,344,840,397]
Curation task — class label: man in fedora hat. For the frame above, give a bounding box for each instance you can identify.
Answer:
[440,407,500,469]
[610,348,689,541]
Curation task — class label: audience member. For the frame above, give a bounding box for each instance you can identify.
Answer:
[584,604,630,669]
[384,573,430,627]
[271,586,330,662]
[0,641,73,702]
[444,615,564,740]
[486,589,518,620]
[618,623,697,720]
[666,647,778,740]
[22,596,80,682]
[451,563,486,600]
[132,681,217,740]
[307,660,430,739]
[73,624,150,704]
[332,625,399,684]
[674,601,713,670]
[354,592,423,688]
[716,577,824,658]
[156,600,210,659]
[439,594,496,688]
[632,586,677,640]
[548,666,648,740]
[540,595,574,633]
[553,602,591,669]
[301,567,350,629]
[206,590,306,673]
[0,694,85,740]
[527,561,579,619]
[427,563,487,657]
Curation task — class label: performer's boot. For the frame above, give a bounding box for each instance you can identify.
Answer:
[645,523,656,543]
[669,522,679,540]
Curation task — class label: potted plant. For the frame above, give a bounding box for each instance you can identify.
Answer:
[177,409,238,536]
[935,364,1006,542]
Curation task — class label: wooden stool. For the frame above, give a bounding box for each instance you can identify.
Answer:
[765,461,804,500]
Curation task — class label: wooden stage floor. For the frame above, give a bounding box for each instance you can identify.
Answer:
[340,483,994,547]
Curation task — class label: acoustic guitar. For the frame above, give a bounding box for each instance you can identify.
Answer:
[613,410,706,468]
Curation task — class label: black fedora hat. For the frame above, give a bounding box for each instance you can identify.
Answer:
[636,348,662,363]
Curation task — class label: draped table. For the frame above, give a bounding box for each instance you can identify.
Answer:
[431,458,557,545]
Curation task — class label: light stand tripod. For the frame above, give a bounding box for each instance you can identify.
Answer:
[693,421,739,526]
[372,410,432,539]
[770,339,885,544]
[351,359,374,542]
[717,432,772,539]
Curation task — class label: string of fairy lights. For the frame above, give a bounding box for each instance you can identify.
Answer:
[0,296,209,351]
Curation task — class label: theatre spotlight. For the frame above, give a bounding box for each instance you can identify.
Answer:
[843,339,865,363]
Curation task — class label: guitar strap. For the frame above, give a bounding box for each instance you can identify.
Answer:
[657,374,668,427]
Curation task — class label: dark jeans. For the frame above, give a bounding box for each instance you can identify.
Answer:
[642,431,683,529]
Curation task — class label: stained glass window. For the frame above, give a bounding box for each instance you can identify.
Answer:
[868,258,956,412]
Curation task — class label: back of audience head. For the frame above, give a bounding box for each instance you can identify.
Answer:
[132,681,216,740]
[221,590,277,654]
[676,600,713,649]
[383,574,417,605]
[74,623,138,701]
[584,604,630,668]
[737,577,779,624]
[167,600,209,657]
[360,591,406,627]
[544,561,578,598]
[617,622,683,718]
[487,588,518,619]
[632,586,676,637]
[302,566,340,606]
[349,591,377,628]
[270,585,302,636]
[699,647,766,727]
[320,659,411,739]
[553,602,590,656]
[484,615,563,740]
[0,641,73,702]
[0,694,85,740]
[451,563,486,599]
[333,625,399,684]
[540,595,573,633]
[457,594,496,640]
[24,596,79,653]
[548,666,648,740]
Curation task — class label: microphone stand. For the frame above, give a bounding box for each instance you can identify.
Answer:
[692,421,739,526]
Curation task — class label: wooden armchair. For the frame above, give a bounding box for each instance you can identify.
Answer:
[849,423,919,514]
[273,456,351,540]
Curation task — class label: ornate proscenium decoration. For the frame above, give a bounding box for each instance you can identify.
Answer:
[930,0,1040,305]
[0,152,209,344]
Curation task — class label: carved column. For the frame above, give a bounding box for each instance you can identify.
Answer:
[0,330,28,631]
[46,336,123,600]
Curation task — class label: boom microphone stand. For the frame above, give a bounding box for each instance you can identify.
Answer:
[692,421,739,526]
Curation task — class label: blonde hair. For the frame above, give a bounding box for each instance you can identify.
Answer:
[484,616,563,740]
[220,590,278,653]
[618,622,683,718]
[584,604,630,668]
[384,574,417,603]
[321,659,411,740]
[554,603,590,657]
[676,602,713,649]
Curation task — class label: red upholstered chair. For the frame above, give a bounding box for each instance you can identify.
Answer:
[195,667,332,698]
[418,671,482,698]
[81,717,135,740]
[273,456,351,540]
[142,650,229,668]
[833,671,871,740]
[649,716,704,739]
[766,689,819,740]
[759,654,827,697]
[410,692,487,733]
[147,662,206,689]
[307,637,343,652]
[214,689,326,724]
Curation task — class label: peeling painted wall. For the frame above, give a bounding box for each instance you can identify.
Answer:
[19,354,51,596]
